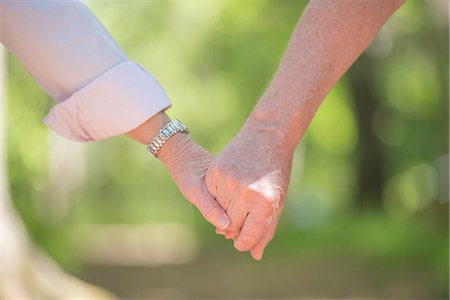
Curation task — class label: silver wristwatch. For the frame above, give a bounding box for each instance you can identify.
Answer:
[146,119,189,157]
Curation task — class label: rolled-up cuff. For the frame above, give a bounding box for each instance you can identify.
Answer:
[43,61,172,142]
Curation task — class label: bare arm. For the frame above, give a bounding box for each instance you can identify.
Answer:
[208,0,405,260]
[250,0,405,152]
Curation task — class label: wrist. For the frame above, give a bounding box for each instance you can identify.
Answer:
[234,119,294,161]
[158,133,209,177]
[157,133,191,169]
[126,111,170,144]
[244,87,321,154]
[243,107,300,155]
[127,114,202,174]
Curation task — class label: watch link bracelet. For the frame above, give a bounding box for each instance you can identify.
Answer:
[146,119,189,157]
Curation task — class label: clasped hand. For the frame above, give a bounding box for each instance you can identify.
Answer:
[160,121,293,261]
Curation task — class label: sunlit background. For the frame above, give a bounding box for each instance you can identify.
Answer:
[2,0,449,299]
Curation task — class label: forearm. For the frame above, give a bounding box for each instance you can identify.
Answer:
[127,111,170,144]
[244,0,405,152]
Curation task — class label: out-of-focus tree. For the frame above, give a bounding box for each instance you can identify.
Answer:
[1,47,117,299]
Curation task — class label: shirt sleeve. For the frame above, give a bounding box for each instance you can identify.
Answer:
[0,0,172,142]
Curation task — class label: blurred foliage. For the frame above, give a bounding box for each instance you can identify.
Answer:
[5,0,448,298]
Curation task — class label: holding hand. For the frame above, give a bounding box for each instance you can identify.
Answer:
[206,121,293,260]
[159,134,231,230]
[204,0,405,260]
[128,113,230,231]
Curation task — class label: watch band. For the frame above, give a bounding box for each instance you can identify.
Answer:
[146,119,189,157]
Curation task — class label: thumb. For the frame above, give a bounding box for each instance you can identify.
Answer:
[205,167,217,199]
[195,185,230,230]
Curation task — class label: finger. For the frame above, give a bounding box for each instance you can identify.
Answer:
[234,211,273,252]
[225,231,239,240]
[195,185,230,230]
[216,229,226,235]
[225,199,249,233]
[205,171,233,212]
[250,214,279,261]
[205,168,217,198]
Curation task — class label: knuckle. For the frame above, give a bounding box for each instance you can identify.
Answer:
[249,183,284,209]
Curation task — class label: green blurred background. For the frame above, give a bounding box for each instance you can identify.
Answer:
[4,0,449,299]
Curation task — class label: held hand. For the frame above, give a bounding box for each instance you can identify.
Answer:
[158,134,230,230]
[205,122,293,260]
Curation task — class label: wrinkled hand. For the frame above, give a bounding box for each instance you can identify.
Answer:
[206,123,293,260]
[159,134,230,230]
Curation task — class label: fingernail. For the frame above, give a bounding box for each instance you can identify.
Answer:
[218,215,230,229]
